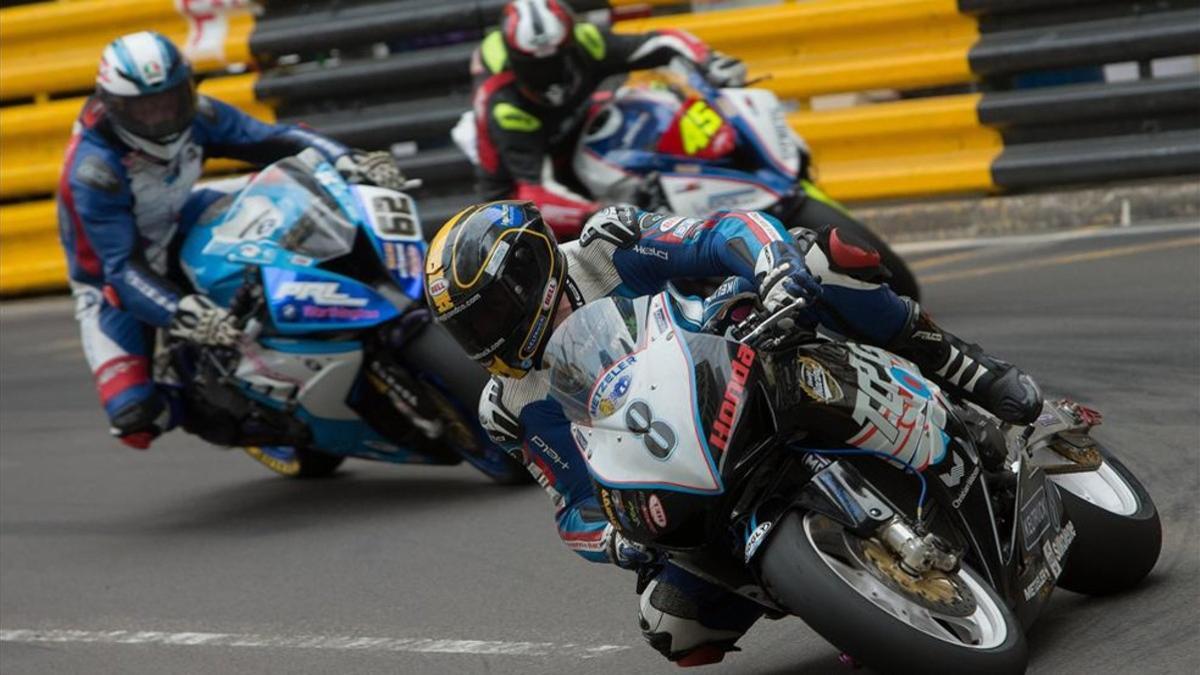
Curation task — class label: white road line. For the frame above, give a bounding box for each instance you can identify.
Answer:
[0,628,630,659]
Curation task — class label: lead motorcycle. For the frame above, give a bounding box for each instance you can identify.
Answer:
[172,149,528,483]
[543,292,1161,673]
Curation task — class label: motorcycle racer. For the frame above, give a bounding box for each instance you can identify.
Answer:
[468,0,746,238]
[59,31,405,451]
[424,201,1043,665]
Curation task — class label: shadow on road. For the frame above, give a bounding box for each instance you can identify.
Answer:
[1,471,527,540]
[141,471,524,536]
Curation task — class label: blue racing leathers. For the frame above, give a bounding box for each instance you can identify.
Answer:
[58,95,350,443]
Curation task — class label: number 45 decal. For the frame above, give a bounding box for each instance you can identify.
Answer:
[679,101,724,155]
[371,194,419,240]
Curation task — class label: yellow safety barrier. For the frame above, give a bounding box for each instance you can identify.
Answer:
[790,93,999,200]
[0,0,254,101]
[0,200,63,295]
[0,74,270,201]
[618,0,977,98]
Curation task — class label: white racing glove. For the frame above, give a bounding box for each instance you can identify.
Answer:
[607,528,662,570]
[168,295,241,347]
[755,241,823,315]
[336,150,408,191]
[579,204,642,249]
[705,51,747,88]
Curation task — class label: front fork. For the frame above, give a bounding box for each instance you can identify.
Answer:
[739,453,962,577]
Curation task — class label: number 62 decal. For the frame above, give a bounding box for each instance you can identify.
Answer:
[370,194,420,240]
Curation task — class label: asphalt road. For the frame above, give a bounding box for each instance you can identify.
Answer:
[2,223,1198,674]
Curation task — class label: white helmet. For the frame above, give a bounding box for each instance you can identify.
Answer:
[96,31,196,161]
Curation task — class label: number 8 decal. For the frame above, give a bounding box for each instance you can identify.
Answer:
[625,400,678,459]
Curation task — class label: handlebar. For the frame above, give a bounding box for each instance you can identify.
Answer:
[729,296,815,349]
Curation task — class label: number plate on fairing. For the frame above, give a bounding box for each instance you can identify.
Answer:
[573,294,724,495]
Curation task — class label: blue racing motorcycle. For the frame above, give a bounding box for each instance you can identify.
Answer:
[172,150,528,483]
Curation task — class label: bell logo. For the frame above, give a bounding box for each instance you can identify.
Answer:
[275,281,368,307]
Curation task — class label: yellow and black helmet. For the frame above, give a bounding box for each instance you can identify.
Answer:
[424,201,568,379]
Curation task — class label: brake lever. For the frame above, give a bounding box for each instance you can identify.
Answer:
[736,297,809,347]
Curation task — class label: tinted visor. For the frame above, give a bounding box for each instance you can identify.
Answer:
[105,81,196,141]
[440,235,554,362]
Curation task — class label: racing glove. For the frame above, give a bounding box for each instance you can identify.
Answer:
[754,241,822,315]
[168,295,241,347]
[607,528,662,570]
[336,150,408,191]
[580,204,642,249]
[705,51,748,88]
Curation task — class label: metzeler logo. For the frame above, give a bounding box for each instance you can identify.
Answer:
[708,344,756,452]
[275,281,368,307]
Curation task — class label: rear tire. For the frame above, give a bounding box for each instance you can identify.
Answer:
[1051,448,1161,595]
[760,511,1027,675]
[402,322,531,485]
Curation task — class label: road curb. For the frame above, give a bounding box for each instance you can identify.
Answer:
[856,176,1200,243]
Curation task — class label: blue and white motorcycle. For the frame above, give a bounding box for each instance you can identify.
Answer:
[172,149,528,482]
[572,64,920,300]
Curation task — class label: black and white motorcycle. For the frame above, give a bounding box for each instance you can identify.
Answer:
[543,293,1160,673]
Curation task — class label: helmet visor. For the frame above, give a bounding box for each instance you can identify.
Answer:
[439,232,556,363]
[106,81,195,141]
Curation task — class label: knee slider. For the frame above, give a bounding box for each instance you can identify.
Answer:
[818,226,890,283]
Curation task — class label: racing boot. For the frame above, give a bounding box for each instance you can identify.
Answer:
[638,564,762,667]
[889,301,1043,426]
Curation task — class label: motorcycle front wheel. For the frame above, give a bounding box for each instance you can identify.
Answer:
[760,511,1027,675]
[1049,444,1161,595]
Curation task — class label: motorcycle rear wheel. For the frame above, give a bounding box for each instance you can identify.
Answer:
[760,511,1027,675]
[1049,446,1161,595]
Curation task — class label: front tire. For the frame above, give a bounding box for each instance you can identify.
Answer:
[760,511,1027,675]
[1050,446,1161,595]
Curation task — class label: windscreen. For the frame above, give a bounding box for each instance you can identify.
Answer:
[545,297,642,425]
[208,158,357,262]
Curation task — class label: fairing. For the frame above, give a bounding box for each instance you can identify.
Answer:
[546,293,760,548]
[177,153,437,463]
